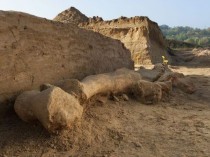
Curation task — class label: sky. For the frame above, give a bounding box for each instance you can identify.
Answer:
[1,0,209,28]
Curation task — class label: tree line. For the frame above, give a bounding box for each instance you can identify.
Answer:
[160,25,210,47]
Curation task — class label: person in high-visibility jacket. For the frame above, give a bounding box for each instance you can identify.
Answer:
[162,56,168,65]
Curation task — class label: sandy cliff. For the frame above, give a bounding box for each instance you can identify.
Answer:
[0,11,133,112]
[54,7,171,64]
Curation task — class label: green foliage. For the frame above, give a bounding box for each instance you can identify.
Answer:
[160,25,210,46]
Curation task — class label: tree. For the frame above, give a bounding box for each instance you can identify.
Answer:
[160,25,210,47]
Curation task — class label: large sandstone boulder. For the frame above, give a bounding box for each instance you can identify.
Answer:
[54,7,172,64]
[14,87,83,132]
[158,69,196,94]
[137,64,196,94]
[137,63,167,82]
[0,11,133,111]
[132,80,163,104]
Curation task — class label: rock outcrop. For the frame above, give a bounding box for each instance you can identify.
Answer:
[0,11,133,113]
[54,7,171,64]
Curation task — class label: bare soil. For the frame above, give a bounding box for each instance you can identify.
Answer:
[1,49,210,157]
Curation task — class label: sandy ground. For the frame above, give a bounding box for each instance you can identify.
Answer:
[0,50,210,157]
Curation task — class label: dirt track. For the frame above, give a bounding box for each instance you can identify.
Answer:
[1,50,210,157]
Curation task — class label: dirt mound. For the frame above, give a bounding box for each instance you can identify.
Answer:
[0,11,133,114]
[53,7,89,25]
[170,48,210,66]
[167,39,200,49]
[192,48,210,65]
[54,8,171,64]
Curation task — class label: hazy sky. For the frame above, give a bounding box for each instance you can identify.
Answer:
[1,0,209,28]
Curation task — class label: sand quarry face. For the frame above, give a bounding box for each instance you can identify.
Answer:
[0,11,133,112]
[54,7,171,65]
[1,9,210,157]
